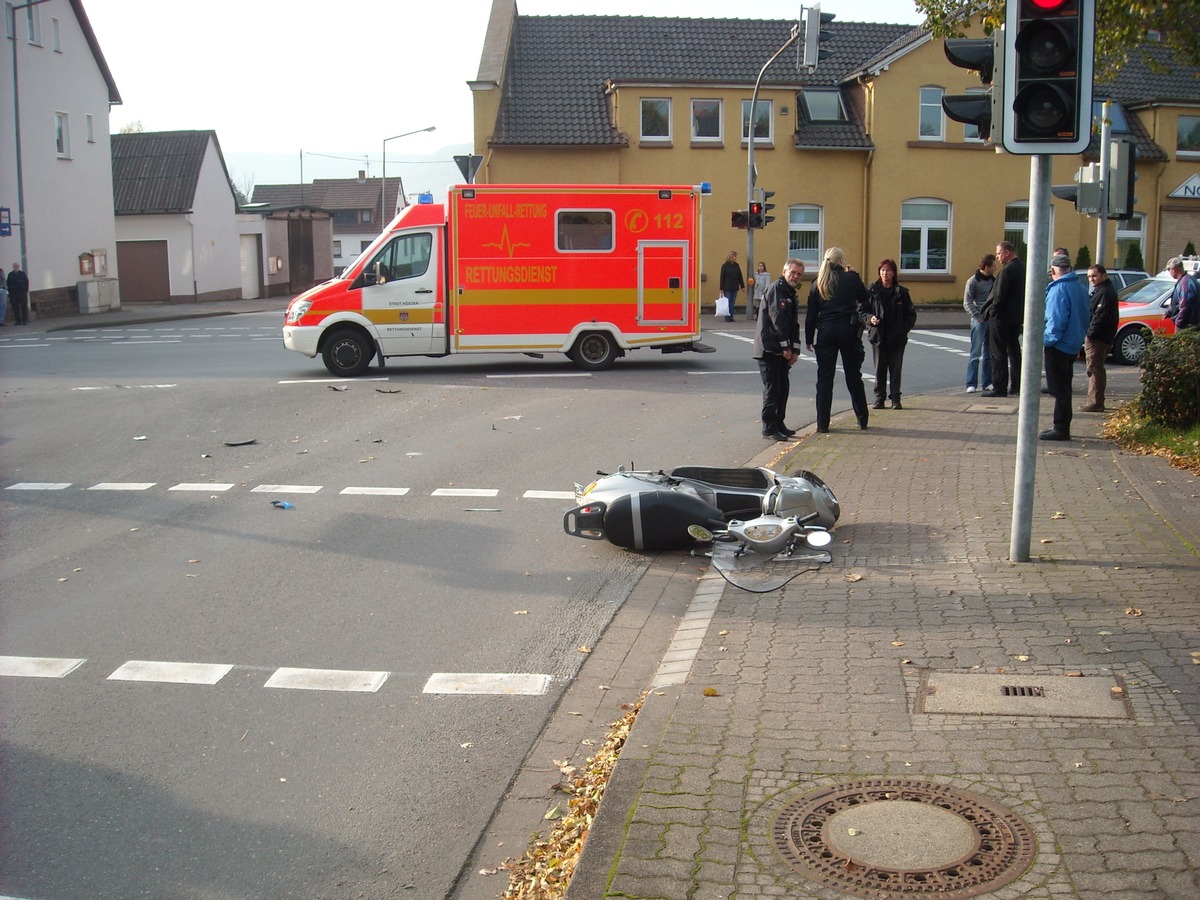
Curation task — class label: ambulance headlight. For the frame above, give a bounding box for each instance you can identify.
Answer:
[285,299,312,325]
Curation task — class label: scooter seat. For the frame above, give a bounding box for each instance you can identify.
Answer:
[668,466,774,490]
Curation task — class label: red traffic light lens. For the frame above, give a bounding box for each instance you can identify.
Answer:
[749,202,762,214]
[1026,0,1070,11]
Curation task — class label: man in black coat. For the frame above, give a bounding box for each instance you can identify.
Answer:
[983,241,1025,397]
[752,258,804,440]
[1081,264,1119,412]
[6,263,30,326]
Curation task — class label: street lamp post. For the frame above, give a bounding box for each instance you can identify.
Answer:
[381,126,436,222]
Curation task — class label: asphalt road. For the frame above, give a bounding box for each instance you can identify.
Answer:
[0,314,971,899]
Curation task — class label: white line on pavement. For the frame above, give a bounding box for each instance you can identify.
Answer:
[108,661,234,685]
[423,672,552,695]
[0,656,87,678]
[265,667,389,692]
[431,488,500,497]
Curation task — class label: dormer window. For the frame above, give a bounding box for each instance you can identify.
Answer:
[801,90,846,122]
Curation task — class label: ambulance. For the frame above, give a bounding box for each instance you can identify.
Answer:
[282,183,713,376]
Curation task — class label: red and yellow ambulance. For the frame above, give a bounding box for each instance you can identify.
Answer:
[283,183,713,376]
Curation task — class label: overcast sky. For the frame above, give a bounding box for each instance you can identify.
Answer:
[82,0,925,190]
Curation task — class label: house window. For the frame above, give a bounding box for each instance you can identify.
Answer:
[24,2,41,45]
[52,16,60,51]
[899,199,950,272]
[919,87,944,140]
[332,240,343,257]
[360,240,372,253]
[801,90,845,122]
[1003,203,1029,260]
[361,209,372,224]
[691,99,722,142]
[557,210,614,252]
[1115,215,1146,269]
[742,100,772,142]
[787,205,823,269]
[55,112,70,158]
[641,98,671,142]
[86,114,95,143]
[1178,115,1200,155]
[962,88,988,141]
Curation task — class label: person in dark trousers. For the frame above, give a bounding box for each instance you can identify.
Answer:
[1081,264,1119,412]
[752,258,804,441]
[982,241,1025,397]
[6,263,30,326]
[719,251,745,322]
[1165,256,1198,330]
[866,258,917,409]
[0,266,7,325]
[1040,254,1090,441]
[805,247,872,433]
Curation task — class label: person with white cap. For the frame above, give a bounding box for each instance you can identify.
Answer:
[1040,254,1090,441]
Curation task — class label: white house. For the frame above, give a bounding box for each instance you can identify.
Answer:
[0,0,122,318]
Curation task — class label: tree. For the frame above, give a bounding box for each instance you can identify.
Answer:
[914,1,1199,80]
[1075,245,1091,270]
[119,121,145,134]
[1123,243,1145,272]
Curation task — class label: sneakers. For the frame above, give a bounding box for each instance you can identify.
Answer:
[966,386,978,393]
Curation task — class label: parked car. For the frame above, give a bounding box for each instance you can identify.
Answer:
[1113,276,1177,364]
[1075,268,1149,291]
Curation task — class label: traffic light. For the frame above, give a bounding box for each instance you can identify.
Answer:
[1003,0,1095,154]
[1108,138,1137,220]
[759,189,776,226]
[1051,165,1102,215]
[802,4,835,70]
[941,29,1004,143]
[747,202,763,229]
[732,209,749,229]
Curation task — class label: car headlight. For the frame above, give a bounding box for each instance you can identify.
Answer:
[285,299,312,325]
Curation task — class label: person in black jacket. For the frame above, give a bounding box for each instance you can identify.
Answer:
[1081,264,1119,412]
[866,258,917,409]
[752,258,804,441]
[982,241,1025,397]
[719,251,745,322]
[6,263,30,326]
[805,247,872,433]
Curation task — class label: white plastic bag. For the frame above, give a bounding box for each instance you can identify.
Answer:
[715,295,731,318]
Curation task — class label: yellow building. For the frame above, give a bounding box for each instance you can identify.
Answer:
[470,0,1200,303]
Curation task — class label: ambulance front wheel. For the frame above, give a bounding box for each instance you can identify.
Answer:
[569,331,619,371]
[322,327,375,377]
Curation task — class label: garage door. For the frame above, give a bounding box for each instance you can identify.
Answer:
[240,234,262,300]
[116,240,170,302]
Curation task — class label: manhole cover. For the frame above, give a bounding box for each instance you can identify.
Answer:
[771,779,1036,897]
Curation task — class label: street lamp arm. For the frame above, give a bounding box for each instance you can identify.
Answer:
[382,126,437,220]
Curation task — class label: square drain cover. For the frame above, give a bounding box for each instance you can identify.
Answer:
[918,671,1131,719]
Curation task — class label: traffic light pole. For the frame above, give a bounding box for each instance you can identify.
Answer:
[1096,102,1112,266]
[746,24,801,303]
[1009,154,1053,563]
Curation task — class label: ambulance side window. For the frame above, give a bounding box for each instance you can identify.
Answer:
[369,232,433,283]
[557,210,614,252]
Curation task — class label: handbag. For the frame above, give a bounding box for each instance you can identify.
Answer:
[715,295,731,317]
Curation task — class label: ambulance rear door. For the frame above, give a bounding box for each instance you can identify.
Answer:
[357,228,441,355]
[638,240,689,326]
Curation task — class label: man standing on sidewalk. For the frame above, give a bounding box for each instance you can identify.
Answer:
[983,241,1024,397]
[1081,265,1119,412]
[6,263,30,326]
[1040,255,1090,441]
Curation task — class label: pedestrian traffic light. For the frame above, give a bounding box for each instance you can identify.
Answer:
[941,30,1003,143]
[802,4,835,71]
[747,202,763,229]
[732,209,749,229]
[1051,165,1102,215]
[1003,0,1094,154]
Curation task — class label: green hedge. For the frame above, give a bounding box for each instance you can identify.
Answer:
[1136,327,1200,427]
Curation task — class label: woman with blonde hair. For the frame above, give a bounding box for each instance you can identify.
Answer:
[805,247,872,432]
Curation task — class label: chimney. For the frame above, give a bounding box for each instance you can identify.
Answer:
[357,170,366,183]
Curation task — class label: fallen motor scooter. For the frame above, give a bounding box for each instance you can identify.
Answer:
[562,465,840,592]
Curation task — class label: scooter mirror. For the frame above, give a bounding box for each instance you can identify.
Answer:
[804,529,833,548]
[687,524,714,542]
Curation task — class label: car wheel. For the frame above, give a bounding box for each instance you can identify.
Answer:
[1113,325,1148,366]
[569,331,619,371]
[322,327,375,377]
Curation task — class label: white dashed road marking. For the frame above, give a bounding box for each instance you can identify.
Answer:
[6,482,72,490]
[88,482,156,491]
[340,486,410,495]
[423,673,553,696]
[523,490,575,500]
[250,484,323,493]
[109,660,234,685]
[431,488,500,497]
[169,483,235,491]
[264,667,389,692]
[0,656,87,678]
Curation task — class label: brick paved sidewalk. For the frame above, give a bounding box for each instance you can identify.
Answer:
[568,388,1200,899]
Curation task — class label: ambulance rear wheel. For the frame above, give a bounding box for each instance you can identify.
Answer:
[322,328,375,377]
[569,331,618,371]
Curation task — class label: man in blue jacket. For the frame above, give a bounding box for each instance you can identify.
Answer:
[1040,254,1091,441]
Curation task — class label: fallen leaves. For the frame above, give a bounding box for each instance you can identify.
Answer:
[502,695,644,900]
[703,687,721,697]
[1124,606,1143,617]
[845,573,863,583]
